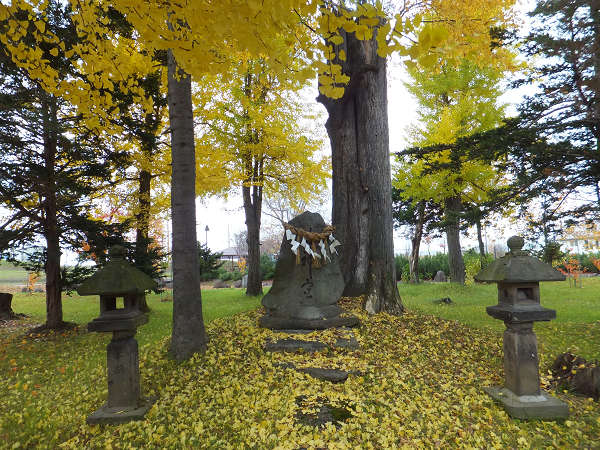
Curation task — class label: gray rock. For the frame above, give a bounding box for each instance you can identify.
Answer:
[106,331,141,408]
[273,362,296,370]
[335,336,359,350]
[233,280,242,288]
[274,361,349,383]
[433,270,447,282]
[264,338,327,353]
[275,329,315,335]
[213,279,230,289]
[295,396,353,428]
[260,315,359,330]
[298,367,349,383]
[87,330,156,424]
[87,397,156,425]
[259,211,358,330]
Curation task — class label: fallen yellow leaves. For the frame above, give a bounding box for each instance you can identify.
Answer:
[1,299,599,448]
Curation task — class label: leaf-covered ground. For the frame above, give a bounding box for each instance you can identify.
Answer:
[1,298,598,448]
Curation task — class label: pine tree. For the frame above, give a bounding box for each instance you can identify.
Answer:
[0,2,124,329]
[517,0,600,219]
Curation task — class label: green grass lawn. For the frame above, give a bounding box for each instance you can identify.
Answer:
[0,262,30,284]
[8,289,261,348]
[399,278,600,360]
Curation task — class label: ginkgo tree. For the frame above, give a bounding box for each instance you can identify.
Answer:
[195,56,329,297]
[396,56,516,284]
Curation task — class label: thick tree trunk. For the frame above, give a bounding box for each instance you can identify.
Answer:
[243,182,263,296]
[240,74,263,297]
[0,293,15,319]
[476,218,486,269]
[444,196,465,284]
[167,50,207,360]
[42,95,63,329]
[409,202,426,283]
[135,167,152,313]
[318,27,403,314]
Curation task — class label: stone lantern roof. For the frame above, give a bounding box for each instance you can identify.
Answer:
[77,245,157,296]
[474,236,565,283]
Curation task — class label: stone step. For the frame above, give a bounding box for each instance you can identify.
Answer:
[260,315,360,330]
[274,362,349,383]
[299,367,349,383]
[264,338,327,353]
[334,336,359,350]
[264,333,360,353]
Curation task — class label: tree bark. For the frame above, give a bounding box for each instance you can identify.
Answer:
[444,196,465,284]
[42,94,63,329]
[243,179,263,296]
[476,218,486,269]
[409,202,426,283]
[241,72,264,296]
[318,27,403,314]
[167,50,207,360]
[0,293,15,319]
[135,167,152,313]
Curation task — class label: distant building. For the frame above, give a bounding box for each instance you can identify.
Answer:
[558,224,600,253]
[218,247,248,269]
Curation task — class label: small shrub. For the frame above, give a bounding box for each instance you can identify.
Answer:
[198,242,224,281]
[219,271,234,281]
[260,254,276,280]
[394,255,409,281]
[463,251,481,285]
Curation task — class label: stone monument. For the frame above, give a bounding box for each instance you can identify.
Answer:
[433,270,447,282]
[77,245,157,424]
[474,235,569,419]
[260,211,358,330]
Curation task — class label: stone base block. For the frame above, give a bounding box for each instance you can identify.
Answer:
[484,387,569,420]
[264,338,328,353]
[87,397,156,425]
[259,314,359,330]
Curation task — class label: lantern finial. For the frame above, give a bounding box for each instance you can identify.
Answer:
[507,235,525,254]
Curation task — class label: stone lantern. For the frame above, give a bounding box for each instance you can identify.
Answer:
[77,245,157,424]
[474,236,568,419]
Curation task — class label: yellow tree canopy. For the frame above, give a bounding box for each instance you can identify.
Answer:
[394,0,522,205]
[194,55,329,205]
[0,0,521,115]
[395,58,513,205]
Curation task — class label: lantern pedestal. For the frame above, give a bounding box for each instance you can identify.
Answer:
[484,387,569,420]
[87,330,155,425]
[475,236,569,420]
[87,397,156,425]
[77,246,159,425]
[484,321,568,420]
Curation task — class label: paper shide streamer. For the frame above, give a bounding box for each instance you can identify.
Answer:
[283,222,341,267]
